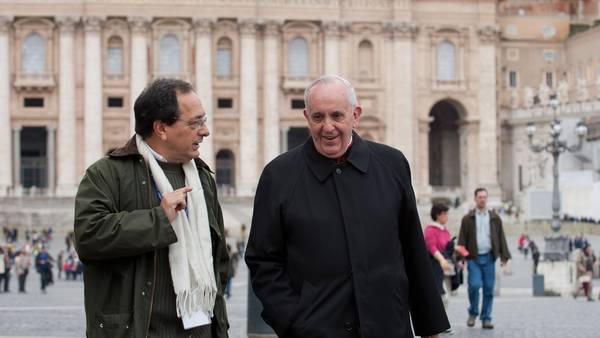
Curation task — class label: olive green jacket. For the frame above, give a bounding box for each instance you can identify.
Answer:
[74,136,229,338]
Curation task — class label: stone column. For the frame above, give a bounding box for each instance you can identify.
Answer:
[193,18,215,170]
[477,26,501,200]
[129,16,150,135]
[323,21,341,75]
[55,16,79,197]
[12,127,21,194]
[263,21,281,165]
[84,16,104,168]
[388,21,418,166]
[238,20,258,197]
[46,126,56,195]
[0,16,12,196]
[417,117,433,203]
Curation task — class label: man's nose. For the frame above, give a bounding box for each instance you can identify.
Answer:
[199,126,210,137]
[323,118,335,132]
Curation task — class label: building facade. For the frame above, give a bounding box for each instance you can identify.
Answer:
[0,0,599,212]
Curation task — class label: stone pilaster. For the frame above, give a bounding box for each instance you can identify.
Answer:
[323,20,341,75]
[416,117,433,203]
[46,125,56,195]
[263,20,281,165]
[238,19,258,197]
[128,16,150,135]
[193,17,215,169]
[55,16,79,197]
[386,21,418,166]
[12,127,21,194]
[0,16,13,196]
[84,16,104,168]
[477,25,501,200]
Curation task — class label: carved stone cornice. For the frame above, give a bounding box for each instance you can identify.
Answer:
[384,21,418,40]
[128,16,151,34]
[192,17,215,36]
[56,16,79,34]
[322,20,341,38]
[262,20,282,37]
[477,25,500,44]
[83,16,104,33]
[239,19,257,36]
[0,16,13,35]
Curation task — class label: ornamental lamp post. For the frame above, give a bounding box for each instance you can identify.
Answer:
[526,98,588,260]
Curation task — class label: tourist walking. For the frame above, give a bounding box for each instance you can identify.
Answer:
[14,250,31,293]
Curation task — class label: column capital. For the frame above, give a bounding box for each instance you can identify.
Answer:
[83,16,104,33]
[56,16,80,34]
[128,16,151,34]
[384,21,418,40]
[262,20,282,37]
[322,20,342,38]
[239,19,258,36]
[477,25,500,44]
[0,16,13,34]
[192,17,215,35]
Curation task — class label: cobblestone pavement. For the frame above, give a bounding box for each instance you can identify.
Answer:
[1,213,599,337]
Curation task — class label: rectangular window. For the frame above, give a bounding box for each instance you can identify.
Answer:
[106,47,123,75]
[107,97,124,108]
[217,98,233,109]
[545,72,554,88]
[24,97,44,107]
[291,99,305,109]
[509,71,518,88]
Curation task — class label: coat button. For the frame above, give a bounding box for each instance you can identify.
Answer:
[141,291,146,296]
[99,323,104,328]
[344,322,353,332]
[141,180,146,185]
[335,168,342,175]
[147,281,152,286]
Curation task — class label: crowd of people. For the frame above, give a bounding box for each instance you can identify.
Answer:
[0,229,82,295]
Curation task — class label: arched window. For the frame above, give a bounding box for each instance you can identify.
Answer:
[216,149,235,193]
[216,37,232,78]
[288,36,309,77]
[358,39,374,79]
[159,34,181,75]
[106,35,124,76]
[437,40,455,81]
[21,33,45,74]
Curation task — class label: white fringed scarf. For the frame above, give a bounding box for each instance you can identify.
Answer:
[136,134,217,319]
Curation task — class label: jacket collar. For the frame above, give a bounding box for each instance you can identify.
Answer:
[109,135,213,173]
[303,131,370,182]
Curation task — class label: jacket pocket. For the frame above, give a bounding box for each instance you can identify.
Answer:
[94,312,133,338]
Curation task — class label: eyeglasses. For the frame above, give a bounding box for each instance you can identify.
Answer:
[179,115,208,130]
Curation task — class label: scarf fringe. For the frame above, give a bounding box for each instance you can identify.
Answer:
[175,284,218,318]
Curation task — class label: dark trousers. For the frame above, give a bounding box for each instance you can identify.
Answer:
[40,270,51,291]
[18,270,28,292]
[1,271,9,292]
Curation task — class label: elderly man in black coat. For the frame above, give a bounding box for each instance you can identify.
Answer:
[245,75,450,338]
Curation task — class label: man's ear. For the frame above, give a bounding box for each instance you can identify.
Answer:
[352,105,362,129]
[303,109,309,122]
[153,120,168,141]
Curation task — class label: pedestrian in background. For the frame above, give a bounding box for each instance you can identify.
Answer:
[15,250,31,293]
[458,187,511,330]
[35,246,53,294]
[574,243,596,301]
[424,204,453,303]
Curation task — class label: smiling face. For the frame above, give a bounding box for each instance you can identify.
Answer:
[160,91,209,163]
[303,81,361,159]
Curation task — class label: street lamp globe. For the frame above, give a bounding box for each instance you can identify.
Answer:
[549,98,559,111]
[526,122,537,137]
[576,121,588,137]
[550,120,562,136]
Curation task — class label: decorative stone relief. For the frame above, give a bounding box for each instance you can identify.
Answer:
[523,86,534,108]
[192,17,214,35]
[538,81,550,106]
[239,19,257,36]
[477,25,500,44]
[557,79,569,103]
[263,20,281,37]
[83,16,104,33]
[56,16,79,33]
[384,21,418,40]
[128,16,151,34]
[0,16,13,34]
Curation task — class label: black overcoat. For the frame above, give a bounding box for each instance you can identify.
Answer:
[245,133,450,338]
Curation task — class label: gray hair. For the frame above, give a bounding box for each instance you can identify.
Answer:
[303,75,358,110]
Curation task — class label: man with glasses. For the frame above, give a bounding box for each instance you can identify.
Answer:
[74,79,229,338]
[246,75,449,337]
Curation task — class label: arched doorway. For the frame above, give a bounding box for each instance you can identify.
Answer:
[429,101,461,195]
[216,149,235,196]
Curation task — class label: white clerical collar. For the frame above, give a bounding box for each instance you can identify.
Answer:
[147,144,168,162]
[476,208,488,216]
